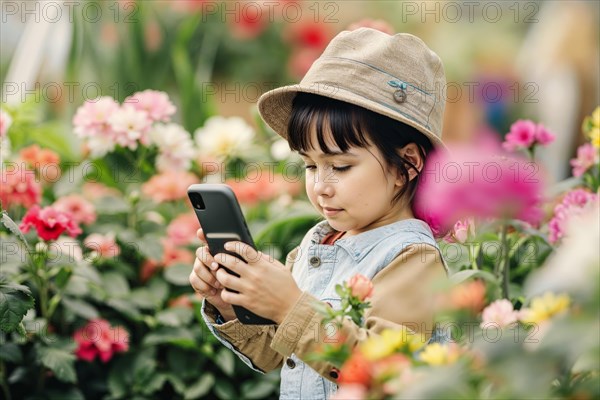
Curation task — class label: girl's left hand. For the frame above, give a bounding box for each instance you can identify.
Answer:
[212,241,302,325]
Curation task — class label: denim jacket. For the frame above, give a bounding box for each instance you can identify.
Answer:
[201,218,448,399]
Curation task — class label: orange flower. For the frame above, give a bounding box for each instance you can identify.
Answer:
[142,171,198,203]
[448,280,487,313]
[338,351,372,386]
[19,144,60,169]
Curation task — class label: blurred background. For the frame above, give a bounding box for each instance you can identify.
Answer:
[2,0,598,182]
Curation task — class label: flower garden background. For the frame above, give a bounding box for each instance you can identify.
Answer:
[1,1,599,399]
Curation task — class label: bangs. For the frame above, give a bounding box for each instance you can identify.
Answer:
[287,93,371,153]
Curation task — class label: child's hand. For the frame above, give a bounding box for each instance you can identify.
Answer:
[189,229,236,321]
[212,241,302,325]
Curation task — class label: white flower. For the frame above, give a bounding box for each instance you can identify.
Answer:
[194,116,254,160]
[150,123,196,172]
[271,138,292,160]
[108,105,152,150]
[86,134,116,158]
[0,108,13,138]
[48,236,83,263]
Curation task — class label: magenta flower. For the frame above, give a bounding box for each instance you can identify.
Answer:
[124,90,176,123]
[53,194,97,225]
[414,144,545,236]
[502,120,555,152]
[570,143,599,177]
[548,189,598,243]
[19,205,82,241]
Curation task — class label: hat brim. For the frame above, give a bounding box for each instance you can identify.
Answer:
[257,84,446,149]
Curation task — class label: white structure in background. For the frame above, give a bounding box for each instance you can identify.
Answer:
[515,1,600,182]
[2,0,72,105]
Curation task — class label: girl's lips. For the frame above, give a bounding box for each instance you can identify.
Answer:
[323,207,343,216]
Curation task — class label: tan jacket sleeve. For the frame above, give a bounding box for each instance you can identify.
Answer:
[269,243,447,382]
[204,246,302,373]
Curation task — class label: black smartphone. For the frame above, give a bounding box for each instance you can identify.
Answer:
[187,184,276,325]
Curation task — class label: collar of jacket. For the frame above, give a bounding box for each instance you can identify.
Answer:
[309,218,434,263]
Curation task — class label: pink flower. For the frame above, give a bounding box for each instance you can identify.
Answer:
[167,212,200,246]
[445,218,475,244]
[53,194,97,225]
[19,205,82,241]
[480,299,519,328]
[535,124,555,145]
[502,120,555,151]
[570,143,599,177]
[124,90,175,123]
[74,319,129,363]
[161,238,195,267]
[502,120,536,151]
[108,105,152,150]
[73,97,120,138]
[414,144,545,236]
[1,108,13,138]
[330,384,368,400]
[1,163,42,209]
[141,171,198,203]
[548,189,598,243]
[82,182,121,200]
[84,233,121,260]
[348,274,374,301]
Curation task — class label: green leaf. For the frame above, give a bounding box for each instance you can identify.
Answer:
[37,343,77,383]
[1,211,30,250]
[241,379,277,399]
[156,307,194,327]
[184,374,214,400]
[142,326,197,348]
[61,297,99,320]
[128,288,160,309]
[214,348,235,376]
[54,267,73,289]
[101,272,130,297]
[107,298,142,321]
[45,387,85,400]
[0,276,35,333]
[214,378,237,399]
[0,342,23,363]
[137,234,164,261]
[140,372,167,395]
[164,263,192,286]
[165,373,186,394]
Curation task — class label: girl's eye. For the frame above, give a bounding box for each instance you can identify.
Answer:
[304,165,316,170]
[332,166,351,172]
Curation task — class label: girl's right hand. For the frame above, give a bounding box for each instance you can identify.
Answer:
[189,229,236,321]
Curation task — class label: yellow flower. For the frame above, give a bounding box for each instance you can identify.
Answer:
[361,327,425,361]
[592,106,600,128]
[589,127,600,149]
[520,292,570,325]
[419,343,460,366]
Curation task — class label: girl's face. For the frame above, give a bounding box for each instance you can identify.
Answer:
[299,127,415,236]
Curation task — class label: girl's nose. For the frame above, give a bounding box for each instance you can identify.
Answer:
[312,169,335,197]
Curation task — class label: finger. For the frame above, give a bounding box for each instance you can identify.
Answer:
[196,228,207,244]
[216,267,245,292]
[189,271,218,296]
[214,252,247,276]
[195,246,215,267]
[220,287,245,306]
[192,258,222,289]
[224,241,262,264]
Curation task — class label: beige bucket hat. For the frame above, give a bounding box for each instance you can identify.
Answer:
[257,28,446,148]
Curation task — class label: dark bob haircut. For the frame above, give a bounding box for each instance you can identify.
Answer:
[287,92,434,206]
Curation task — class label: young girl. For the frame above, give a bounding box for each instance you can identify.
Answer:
[189,28,448,399]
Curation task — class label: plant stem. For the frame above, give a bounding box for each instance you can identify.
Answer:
[0,360,11,400]
[499,223,510,299]
[469,243,480,270]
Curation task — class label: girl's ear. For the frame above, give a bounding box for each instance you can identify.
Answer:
[396,143,424,185]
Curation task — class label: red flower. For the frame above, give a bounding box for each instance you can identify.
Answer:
[19,205,82,241]
[74,319,129,363]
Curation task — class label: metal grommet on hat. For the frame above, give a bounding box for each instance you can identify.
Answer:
[389,80,407,104]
